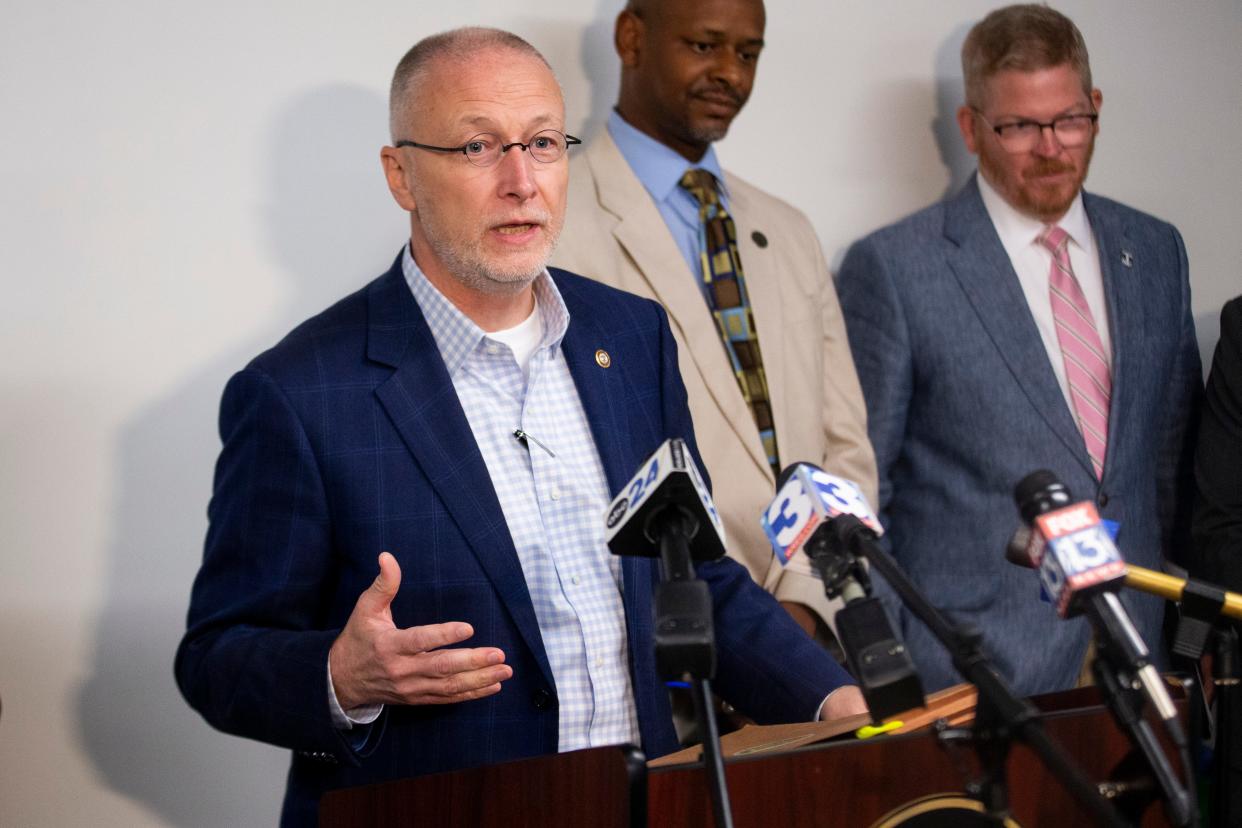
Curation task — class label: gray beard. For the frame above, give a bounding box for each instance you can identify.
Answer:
[686,122,729,147]
[416,204,559,296]
[425,233,545,296]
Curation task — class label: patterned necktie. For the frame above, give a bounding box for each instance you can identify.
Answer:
[1038,225,1111,479]
[679,168,780,477]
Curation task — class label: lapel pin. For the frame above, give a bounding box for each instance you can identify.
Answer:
[1120,250,1134,268]
[751,230,769,248]
[595,349,612,368]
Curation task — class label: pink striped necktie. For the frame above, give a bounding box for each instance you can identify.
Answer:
[1039,225,1111,479]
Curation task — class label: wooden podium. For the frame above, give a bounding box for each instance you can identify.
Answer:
[319,687,1182,827]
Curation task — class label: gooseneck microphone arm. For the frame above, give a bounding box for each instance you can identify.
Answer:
[1089,635,1192,827]
[828,514,1129,828]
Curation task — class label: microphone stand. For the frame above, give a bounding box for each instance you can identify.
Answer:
[827,514,1128,828]
[806,539,925,721]
[648,507,734,828]
[1214,625,1241,827]
[1162,574,1239,827]
[1089,638,1194,826]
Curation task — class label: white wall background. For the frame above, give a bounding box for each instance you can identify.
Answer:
[2,1,1238,824]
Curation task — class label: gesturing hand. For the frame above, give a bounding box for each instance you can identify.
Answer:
[328,552,512,711]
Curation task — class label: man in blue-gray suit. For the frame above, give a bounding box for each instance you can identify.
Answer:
[175,27,862,826]
[836,4,1200,696]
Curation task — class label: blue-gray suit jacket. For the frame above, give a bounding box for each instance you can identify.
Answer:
[175,254,851,826]
[836,177,1200,695]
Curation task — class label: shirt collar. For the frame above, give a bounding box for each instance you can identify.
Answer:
[401,245,570,377]
[977,171,1090,251]
[607,109,729,204]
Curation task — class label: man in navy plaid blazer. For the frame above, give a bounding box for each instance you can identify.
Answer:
[175,27,862,826]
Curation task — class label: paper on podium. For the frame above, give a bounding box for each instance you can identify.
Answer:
[647,684,978,768]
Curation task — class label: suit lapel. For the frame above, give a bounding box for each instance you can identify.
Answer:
[1085,194,1139,483]
[555,270,634,492]
[943,179,1093,474]
[584,134,770,475]
[366,265,554,689]
[555,271,658,731]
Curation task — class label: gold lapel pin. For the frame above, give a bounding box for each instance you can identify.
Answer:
[595,349,612,368]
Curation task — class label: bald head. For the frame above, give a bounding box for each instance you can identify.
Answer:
[389,27,552,142]
[614,0,766,162]
[622,0,667,25]
[379,28,571,328]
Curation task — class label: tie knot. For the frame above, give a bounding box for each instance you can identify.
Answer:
[679,168,719,208]
[1039,225,1070,255]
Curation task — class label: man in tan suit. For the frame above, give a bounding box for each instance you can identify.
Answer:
[552,0,876,639]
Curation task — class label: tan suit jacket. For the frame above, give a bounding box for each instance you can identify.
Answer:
[551,130,877,625]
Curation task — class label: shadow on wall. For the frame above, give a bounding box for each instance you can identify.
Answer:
[507,0,618,143]
[74,84,402,826]
[932,23,975,199]
[577,0,620,140]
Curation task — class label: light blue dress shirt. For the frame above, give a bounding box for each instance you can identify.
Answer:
[606,110,729,292]
[401,248,641,752]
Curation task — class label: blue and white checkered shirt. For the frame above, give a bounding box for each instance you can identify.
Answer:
[402,248,641,751]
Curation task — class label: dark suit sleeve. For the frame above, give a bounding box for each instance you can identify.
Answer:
[1157,227,1204,562]
[651,301,856,721]
[835,236,914,528]
[174,367,377,763]
[1189,297,1242,589]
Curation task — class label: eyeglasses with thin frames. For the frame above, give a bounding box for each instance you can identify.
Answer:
[395,129,581,167]
[971,107,1098,154]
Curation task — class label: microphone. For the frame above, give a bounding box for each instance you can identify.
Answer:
[1010,530,1242,622]
[605,437,726,680]
[607,439,735,827]
[762,463,923,720]
[1006,471,1073,569]
[604,437,725,562]
[1011,471,1178,725]
[762,464,880,603]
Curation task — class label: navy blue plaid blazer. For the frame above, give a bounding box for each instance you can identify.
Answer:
[175,253,851,826]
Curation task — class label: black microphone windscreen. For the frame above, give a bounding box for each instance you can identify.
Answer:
[1014,469,1072,524]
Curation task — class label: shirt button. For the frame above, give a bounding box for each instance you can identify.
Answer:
[550,486,561,501]
[571,575,581,586]
[595,657,604,668]
[485,343,500,355]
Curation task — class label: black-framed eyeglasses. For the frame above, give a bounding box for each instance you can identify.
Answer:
[394,129,581,167]
[971,108,1098,154]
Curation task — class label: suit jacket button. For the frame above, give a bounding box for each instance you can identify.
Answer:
[532,688,554,710]
[1097,491,1109,508]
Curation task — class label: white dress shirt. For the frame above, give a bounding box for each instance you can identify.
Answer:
[977,173,1113,411]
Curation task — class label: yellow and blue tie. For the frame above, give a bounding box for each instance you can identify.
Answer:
[680,168,780,477]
